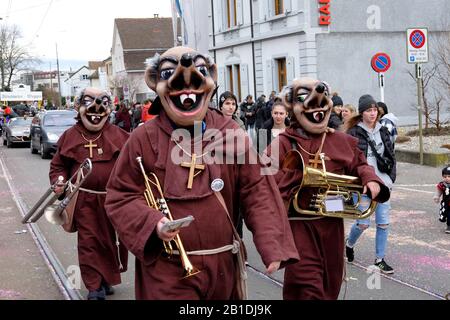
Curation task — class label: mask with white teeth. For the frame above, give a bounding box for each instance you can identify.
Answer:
[144,46,218,126]
[76,88,112,133]
[281,77,333,135]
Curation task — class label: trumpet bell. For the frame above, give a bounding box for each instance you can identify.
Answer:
[44,204,68,225]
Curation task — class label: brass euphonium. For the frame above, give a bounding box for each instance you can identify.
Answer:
[282,150,377,219]
[136,157,200,278]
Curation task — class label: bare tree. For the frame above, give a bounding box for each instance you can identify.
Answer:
[407,30,450,131]
[0,24,37,91]
[112,74,142,102]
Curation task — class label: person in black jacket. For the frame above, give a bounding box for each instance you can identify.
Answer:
[344,94,396,274]
[328,93,343,129]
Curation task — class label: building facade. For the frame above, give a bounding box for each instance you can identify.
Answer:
[183,0,450,124]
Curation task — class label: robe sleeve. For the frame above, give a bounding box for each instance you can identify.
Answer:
[264,136,303,207]
[238,136,299,269]
[349,138,390,203]
[49,131,72,185]
[105,130,165,265]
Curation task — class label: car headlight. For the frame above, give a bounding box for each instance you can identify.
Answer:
[47,133,60,141]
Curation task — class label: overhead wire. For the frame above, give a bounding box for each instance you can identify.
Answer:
[28,0,54,46]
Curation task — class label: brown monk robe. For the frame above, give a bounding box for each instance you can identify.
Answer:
[266,78,390,300]
[49,121,129,295]
[104,108,299,300]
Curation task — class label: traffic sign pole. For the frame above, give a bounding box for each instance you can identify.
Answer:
[416,63,424,165]
[378,72,385,102]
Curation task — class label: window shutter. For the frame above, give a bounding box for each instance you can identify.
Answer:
[286,56,295,83]
[266,60,274,93]
[237,0,244,25]
[240,64,249,97]
[284,0,292,13]
[267,0,274,18]
[218,67,226,92]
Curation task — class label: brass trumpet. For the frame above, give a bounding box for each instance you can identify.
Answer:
[22,159,92,225]
[136,156,200,278]
[283,150,377,219]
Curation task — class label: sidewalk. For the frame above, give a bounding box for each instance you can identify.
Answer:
[0,166,63,300]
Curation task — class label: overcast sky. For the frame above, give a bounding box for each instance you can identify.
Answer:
[1,0,172,70]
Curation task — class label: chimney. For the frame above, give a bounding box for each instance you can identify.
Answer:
[154,13,159,18]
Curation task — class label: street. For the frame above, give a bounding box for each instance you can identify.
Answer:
[0,144,448,300]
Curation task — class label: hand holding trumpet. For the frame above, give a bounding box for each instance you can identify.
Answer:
[52,176,66,195]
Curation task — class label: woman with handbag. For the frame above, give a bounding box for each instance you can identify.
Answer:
[344,94,396,274]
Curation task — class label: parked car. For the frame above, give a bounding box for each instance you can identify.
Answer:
[30,110,77,159]
[2,117,32,148]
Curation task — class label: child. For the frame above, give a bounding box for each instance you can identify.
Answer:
[433,165,450,233]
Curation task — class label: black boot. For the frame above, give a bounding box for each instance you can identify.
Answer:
[101,280,115,295]
[87,287,106,300]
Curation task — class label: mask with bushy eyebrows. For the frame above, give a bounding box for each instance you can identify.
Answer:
[281,78,333,134]
[75,87,112,132]
[144,46,217,126]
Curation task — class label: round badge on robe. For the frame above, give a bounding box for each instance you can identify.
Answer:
[211,179,224,192]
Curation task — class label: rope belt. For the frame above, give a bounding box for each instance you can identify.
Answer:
[79,187,107,195]
[171,240,240,256]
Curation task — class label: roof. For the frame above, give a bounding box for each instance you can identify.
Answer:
[88,61,103,70]
[123,50,161,71]
[114,17,177,50]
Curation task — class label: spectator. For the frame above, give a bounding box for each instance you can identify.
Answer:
[433,165,450,233]
[141,99,156,123]
[131,102,142,129]
[341,104,357,128]
[218,91,245,130]
[345,94,396,274]
[328,92,343,129]
[115,102,132,132]
[378,102,398,147]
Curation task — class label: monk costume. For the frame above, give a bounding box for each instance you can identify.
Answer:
[104,46,299,300]
[266,78,390,300]
[49,88,129,300]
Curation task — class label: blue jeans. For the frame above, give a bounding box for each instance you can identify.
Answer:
[347,194,391,259]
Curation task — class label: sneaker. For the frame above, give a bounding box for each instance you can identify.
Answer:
[445,226,450,234]
[87,287,106,300]
[345,242,354,262]
[374,259,394,274]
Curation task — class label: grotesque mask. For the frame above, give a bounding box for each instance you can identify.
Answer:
[282,78,332,134]
[144,46,218,126]
[76,87,112,132]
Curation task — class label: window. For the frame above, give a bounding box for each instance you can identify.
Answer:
[274,0,284,15]
[81,74,89,80]
[276,58,287,92]
[226,0,237,28]
[226,64,241,101]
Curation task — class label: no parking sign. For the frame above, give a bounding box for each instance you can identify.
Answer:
[407,28,428,63]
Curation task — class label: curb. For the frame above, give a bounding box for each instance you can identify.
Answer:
[395,149,450,167]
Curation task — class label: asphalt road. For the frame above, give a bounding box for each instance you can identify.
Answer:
[0,144,448,300]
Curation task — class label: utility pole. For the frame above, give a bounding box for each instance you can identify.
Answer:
[56,43,62,109]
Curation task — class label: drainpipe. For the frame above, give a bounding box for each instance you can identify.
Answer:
[211,0,218,104]
[250,0,257,97]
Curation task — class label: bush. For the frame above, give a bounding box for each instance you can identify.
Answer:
[406,126,450,137]
[396,136,412,144]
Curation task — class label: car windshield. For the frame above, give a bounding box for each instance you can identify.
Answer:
[9,118,32,127]
[43,113,77,127]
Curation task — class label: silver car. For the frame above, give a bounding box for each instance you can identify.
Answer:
[2,117,32,148]
[30,110,77,159]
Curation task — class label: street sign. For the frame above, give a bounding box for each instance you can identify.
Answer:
[407,28,428,63]
[371,53,391,73]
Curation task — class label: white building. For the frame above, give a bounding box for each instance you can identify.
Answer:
[182,0,450,124]
[111,16,179,103]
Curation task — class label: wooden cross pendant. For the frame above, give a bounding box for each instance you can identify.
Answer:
[84,140,98,158]
[180,153,205,189]
[308,153,330,169]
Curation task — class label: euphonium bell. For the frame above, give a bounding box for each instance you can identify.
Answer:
[136,157,200,278]
[282,150,377,219]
